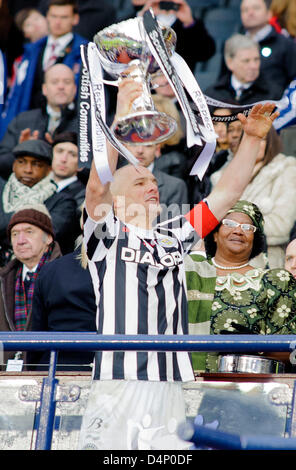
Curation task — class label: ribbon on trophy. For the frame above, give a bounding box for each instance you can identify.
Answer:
[78,9,284,185]
[143,9,217,179]
[79,42,139,184]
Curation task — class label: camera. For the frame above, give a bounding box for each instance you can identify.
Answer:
[159,1,180,11]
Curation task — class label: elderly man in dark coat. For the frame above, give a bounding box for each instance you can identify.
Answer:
[0,204,62,369]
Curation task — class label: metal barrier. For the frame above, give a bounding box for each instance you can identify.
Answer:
[0,332,296,450]
[179,422,296,450]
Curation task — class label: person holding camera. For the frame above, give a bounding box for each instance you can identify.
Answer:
[126,0,216,71]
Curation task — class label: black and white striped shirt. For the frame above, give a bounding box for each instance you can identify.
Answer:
[83,203,217,382]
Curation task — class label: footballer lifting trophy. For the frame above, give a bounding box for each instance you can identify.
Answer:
[93,16,178,145]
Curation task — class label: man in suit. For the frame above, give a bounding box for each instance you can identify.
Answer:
[0,0,87,137]
[122,142,189,221]
[0,64,78,179]
[240,0,296,97]
[206,33,282,105]
[51,130,86,242]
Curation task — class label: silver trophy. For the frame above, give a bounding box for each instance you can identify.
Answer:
[94,17,177,145]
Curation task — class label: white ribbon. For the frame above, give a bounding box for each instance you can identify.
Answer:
[170,53,217,179]
[143,10,218,179]
[80,43,139,185]
[87,43,113,184]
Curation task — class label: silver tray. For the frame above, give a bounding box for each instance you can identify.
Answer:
[218,354,285,374]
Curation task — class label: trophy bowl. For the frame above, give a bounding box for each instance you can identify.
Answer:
[94,17,178,145]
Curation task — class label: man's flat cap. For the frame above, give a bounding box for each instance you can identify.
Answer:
[13,139,52,164]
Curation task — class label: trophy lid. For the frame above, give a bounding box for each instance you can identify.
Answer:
[93,16,176,76]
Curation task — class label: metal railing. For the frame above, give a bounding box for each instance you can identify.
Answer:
[1,332,296,450]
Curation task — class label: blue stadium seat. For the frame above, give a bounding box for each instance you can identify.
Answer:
[194,52,223,92]
[203,7,241,51]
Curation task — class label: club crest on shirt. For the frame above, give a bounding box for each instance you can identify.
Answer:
[157,237,177,248]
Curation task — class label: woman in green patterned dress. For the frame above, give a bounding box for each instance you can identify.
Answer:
[185,200,296,372]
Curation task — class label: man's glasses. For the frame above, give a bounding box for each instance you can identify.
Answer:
[222,218,257,233]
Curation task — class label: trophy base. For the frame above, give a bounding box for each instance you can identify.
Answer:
[112,111,177,145]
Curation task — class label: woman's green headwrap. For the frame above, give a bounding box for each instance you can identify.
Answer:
[226,200,265,234]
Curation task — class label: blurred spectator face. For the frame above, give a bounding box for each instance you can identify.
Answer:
[285,239,296,279]
[22,10,49,42]
[11,223,53,267]
[124,143,160,167]
[13,156,51,188]
[151,74,175,99]
[226,46,260,83]
[52,141,78,181]
[241,0,271,32]
[227,120,243,154]
[213,108,232,149]
[46,4,79,39]
[42,64,77,109]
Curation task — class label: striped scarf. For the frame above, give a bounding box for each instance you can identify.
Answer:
[14,244,54,331]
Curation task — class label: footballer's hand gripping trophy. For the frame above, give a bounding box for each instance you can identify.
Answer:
[93,16,177,145]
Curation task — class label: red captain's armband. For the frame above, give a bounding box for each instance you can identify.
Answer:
[184,200,219,238]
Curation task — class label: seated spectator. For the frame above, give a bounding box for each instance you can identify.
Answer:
[206,33,283,105]
[0,139,77,256]
[51,131,85,202]
[38,0,117,41]
[51,131,86,242]
[29,239,96,371]
[14,7,48,44]
[185,200,296,373]
[210,126,296,269]
[0,203,62,368]
[240,0,296,96]
[0,0,87,136]
[9,8,49,90]
[0,63,78,179]
[212,108,232,152]
[285,238,296,279]
[136,0,216,72]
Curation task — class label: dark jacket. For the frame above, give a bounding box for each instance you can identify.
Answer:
[58,178,86,214]
[152,167,189,221]
[153,167,188,206]
[55,178,86,245]
[108,4,216,71]
[254,28,296,97]
[205,71,283,106]
[172,18,216,71]
[187,149,230,205]
[0,105,79,180]
[29,249,97,371]
[219,28,296,97]
[0,241,62,367]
